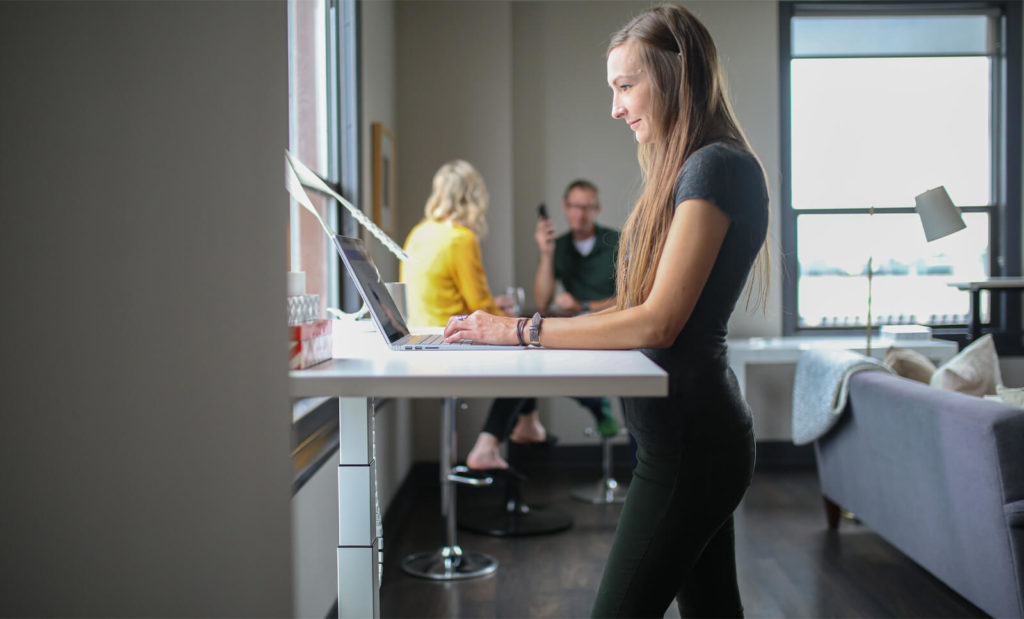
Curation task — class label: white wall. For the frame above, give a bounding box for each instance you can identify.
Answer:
[0,2,293,615]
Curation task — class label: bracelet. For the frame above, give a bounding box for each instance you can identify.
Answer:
[528,312,543,346]
[516,318,527,346]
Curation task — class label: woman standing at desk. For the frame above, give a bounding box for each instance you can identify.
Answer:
[444,5,770,617]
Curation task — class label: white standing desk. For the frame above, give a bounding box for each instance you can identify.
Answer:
[289,321,667,618]
[948,277,1024,341]
[727,335,959,440]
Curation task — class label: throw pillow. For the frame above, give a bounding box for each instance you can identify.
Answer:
[930,333,1003,396]
[884,346,937,384]
[996,384,1024,408]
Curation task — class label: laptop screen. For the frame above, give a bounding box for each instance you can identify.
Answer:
[333,235,410,344]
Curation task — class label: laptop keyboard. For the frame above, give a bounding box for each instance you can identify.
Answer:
[408,333,445,345]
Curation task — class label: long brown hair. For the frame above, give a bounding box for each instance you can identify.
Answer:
[610,4,770,311]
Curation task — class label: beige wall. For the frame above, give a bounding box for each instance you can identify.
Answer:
[394,1,519,460]
[395,1,516,288]
[0,1,293,614]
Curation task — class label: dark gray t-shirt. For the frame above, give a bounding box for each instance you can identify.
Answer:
[624,139,769,448]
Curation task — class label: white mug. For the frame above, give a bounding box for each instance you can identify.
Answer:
[327,280,408,323]
[385,281,408,322]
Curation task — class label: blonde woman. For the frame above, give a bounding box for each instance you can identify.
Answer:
[401,160,547,468]
[400,159,515,326]
[444,5,770,616]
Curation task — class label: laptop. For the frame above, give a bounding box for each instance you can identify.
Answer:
[333,235,525,350]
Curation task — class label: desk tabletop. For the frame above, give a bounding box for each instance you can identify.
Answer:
[290,321,668,399]
[728,334,958,363]
[948,277,1024,291]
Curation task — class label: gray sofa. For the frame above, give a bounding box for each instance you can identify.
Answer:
[814,367,1024,617]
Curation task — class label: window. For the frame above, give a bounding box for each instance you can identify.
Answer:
[289,0,333,311]
[288,0,360,312]
[780,2,1021,341]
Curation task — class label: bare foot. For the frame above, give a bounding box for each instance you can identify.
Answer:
[467,433,508,470]
[509,410,547,444]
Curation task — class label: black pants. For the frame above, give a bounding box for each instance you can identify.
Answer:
[482,396,608,441]
[591,429,755,618]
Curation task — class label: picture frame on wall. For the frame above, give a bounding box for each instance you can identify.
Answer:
[372,122,396,236]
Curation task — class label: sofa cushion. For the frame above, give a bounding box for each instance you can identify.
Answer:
[930,334,1002,396]
[884,346,937,384]
[994,385,1024,408]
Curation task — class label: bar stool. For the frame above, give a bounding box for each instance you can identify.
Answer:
[457,434,573,537]
[571,425,629,504]
[401,397,498,580]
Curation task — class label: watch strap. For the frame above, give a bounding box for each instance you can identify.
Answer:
[529,312,543,346]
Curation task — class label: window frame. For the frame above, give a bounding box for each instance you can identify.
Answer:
[327,0,361,312]
[779,0,1021,349]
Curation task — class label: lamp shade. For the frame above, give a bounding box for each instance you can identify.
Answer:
[915,186,966,242]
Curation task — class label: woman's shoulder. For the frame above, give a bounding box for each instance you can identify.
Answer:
[413,219,474,239]
[442,221,477,245]
[426,221,479,257]
[685,139,757,171]
[674,139,767,218]
[678,139,761,187]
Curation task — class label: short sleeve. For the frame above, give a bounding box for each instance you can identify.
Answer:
[673,142,765,225]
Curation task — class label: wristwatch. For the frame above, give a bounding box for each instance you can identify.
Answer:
[529,312,543,346]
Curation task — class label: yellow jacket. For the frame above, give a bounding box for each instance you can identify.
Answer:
[400,219,503,327]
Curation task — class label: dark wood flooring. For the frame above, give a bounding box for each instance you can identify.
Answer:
[380,463,986,618]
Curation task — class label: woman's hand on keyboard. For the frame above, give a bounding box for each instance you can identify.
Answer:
[443,311,519,346]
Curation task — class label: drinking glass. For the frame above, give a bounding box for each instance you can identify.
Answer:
[505,286,525,316]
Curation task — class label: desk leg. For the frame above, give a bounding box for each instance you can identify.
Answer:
[401,397,498,580]
[337,397,380,618]
[969,289,981,341]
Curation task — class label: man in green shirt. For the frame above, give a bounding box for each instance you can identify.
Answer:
[466,180,622,471]
[534,179,619,315]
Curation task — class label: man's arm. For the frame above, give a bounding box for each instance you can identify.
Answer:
[533,217,557,311]
[585,296,617,312]
[554,293,615,314]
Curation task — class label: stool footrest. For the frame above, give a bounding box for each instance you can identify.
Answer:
[448,466,493,487]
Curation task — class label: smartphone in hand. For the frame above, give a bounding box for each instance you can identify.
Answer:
[537,202,548,219]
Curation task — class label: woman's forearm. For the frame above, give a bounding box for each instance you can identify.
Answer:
[536,304,675,350]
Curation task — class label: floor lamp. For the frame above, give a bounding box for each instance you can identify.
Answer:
[865,186,965,355]
[916,186,966,243]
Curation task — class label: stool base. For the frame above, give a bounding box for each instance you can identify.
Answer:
[459,503,573,537]
[571,478,628,504]
[400,546,498,580]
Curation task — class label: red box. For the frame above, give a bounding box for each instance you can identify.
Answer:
[289,333,332,369]
[288,318,332,342]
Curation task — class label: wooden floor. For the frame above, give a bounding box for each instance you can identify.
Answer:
[380,464,985,618]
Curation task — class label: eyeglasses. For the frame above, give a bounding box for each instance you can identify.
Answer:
[565,202,599,213]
